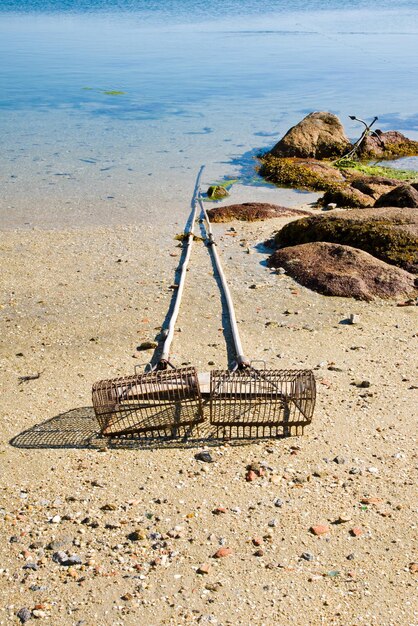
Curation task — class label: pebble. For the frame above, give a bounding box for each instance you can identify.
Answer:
[350,527,363,537]
[333,455,346,465]
[213,547,232,558]
[52,551,68,564]
[32,610,46,618]
[197,563,211,575]
[337,513,352,524]
[254,549,264,557]
[23,562,38,571]
[121,593,134,601]
[367,467,379,474]
[268,519,278,528]
[310,525,330,536]
[17,608,32,624]
[195,451,214,463]
[245,470,258,482]
[252,537,263,546]
[301,552,314,561]
[349,313,360,324]
[361,497,383,504]
[212,507,227,515]
[409,563,418,573]
[50,515,61,524]
[137,341,158,351]
[274,498,283,508]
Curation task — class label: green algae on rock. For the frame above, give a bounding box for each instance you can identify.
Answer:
[258,155,344,192]
[206,185,230,200]
[274,208,418,274]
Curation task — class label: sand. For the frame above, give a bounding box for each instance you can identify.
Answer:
[0,194,417,625]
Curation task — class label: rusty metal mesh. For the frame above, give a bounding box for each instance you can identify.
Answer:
[92,366,204,437]
[209,368,316,438]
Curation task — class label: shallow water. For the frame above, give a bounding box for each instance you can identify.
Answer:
[1,1,418,227]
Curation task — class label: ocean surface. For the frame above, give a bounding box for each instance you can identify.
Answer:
[1,0,418,228]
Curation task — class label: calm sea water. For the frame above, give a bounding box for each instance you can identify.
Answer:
[1,0,418,227]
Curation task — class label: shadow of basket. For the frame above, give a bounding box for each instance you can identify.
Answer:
[9,406,298,451]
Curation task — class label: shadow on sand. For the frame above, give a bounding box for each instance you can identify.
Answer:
[10,407,289,451]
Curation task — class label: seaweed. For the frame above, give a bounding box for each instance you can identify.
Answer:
[335,159,418,182]
[275,215,418,273]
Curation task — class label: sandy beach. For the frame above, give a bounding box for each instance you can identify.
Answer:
[1,186,417,624]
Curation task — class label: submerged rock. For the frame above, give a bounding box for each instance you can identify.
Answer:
[268,112,350,160]
[206,202,310,222]
[357,130,418,159]
[267,242,417,300]
[374,184,418,208]
[274,208,418,273]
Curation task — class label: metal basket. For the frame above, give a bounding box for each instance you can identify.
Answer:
[92,366,204,437]
[209,368,316,438]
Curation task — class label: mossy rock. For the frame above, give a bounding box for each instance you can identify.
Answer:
[321,186,374,208]
[357,131,418,160]
[259,155,344,192]
[274,208,418,273]
[207,185,230,200]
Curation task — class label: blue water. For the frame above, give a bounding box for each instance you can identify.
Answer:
[1,0,418,227]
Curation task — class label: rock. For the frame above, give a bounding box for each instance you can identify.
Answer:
[337,514,352,523]
[207,185,229,200]
[66,554,82,565]
[252,537,263,546]
[321,185,374,208]
[268,242,417,301]
[274,498,283,508]
[52,551,68,564]
[245,470,258,482]
[268,519,278,528]
[206,202,311,223]
[195,451,214,463]
[361,497,384,505]
[409,563,418,573]
[350,527,363,537]
[310,524,330,536]
[50,515,61,524]
[349,314,360,324]
[17,608,32,623]
[375,184,418,208]
[212,507,227,515]
[272,207,418,274]
[268,112,350,160]
[333,455,346,465]
[357,130,418,159]
[137,341,158,351]
[121,592,134,601]
[23,563,38,570]
[213,547,232,558]
[197,563,211,575]
[254,549,264,557]
[32,610,46,618]
[259,156,344,191]
[301,552,314,561]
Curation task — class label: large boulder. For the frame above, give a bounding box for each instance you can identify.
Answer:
[357,130,418,159]
[206,202,310,223]
[274,208,418,273]
[259,156,344,191]
[267,242,417,301]
[268,112,351,160]
[374,184,418,208]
